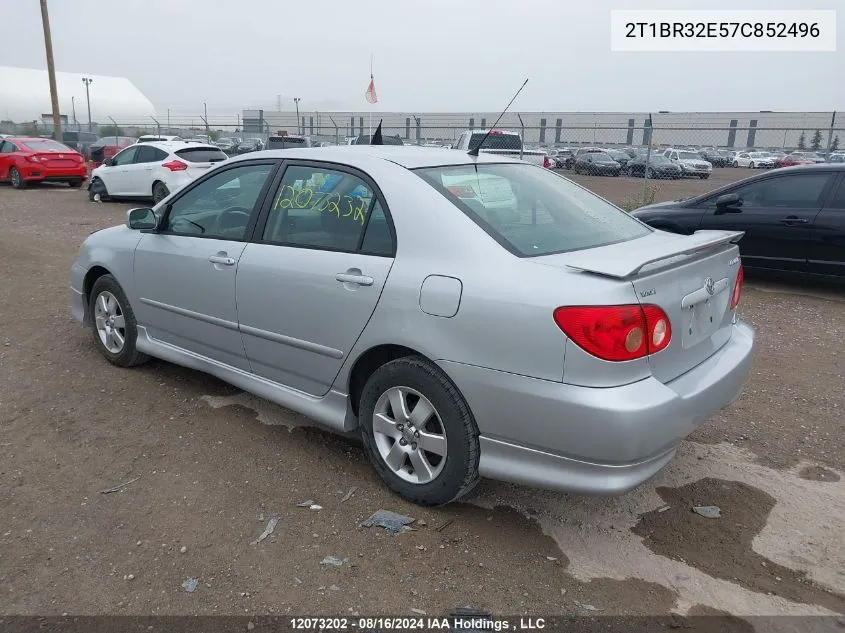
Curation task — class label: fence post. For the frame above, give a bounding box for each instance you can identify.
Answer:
[329,116,339,146]
[642,113,654,206]
[827,111,837,151]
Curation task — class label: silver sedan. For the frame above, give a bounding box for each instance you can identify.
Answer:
[71,146,755,506]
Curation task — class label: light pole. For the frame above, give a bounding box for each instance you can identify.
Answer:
[293,98,301,135]
[40,0,62,141]
[82,77,93,131]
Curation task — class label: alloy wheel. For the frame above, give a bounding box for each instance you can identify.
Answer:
[94,290,126,354]
[371,386,448,485]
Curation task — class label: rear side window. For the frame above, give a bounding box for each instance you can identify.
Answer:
[415,163,650,257]
[175,147,228,163]
[135,145,168,163]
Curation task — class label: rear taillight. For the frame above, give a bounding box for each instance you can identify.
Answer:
[543,156,552,168]
[162,160,188,172]
[447,185,475,198]
[553,304,672,362]
[27,155,41,163]
[730,265,744,310]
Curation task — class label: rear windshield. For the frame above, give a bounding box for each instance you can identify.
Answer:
[415,163,650,257]
[20,139,72,152]
[175,147,228,162]
[353,134,403,145]
[94,136,134,146]
[267,137,307,149]
[468,133,521,151]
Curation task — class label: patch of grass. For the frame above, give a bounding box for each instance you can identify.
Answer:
[621,183,659,212]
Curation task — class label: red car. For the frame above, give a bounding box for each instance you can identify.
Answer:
[775,154,816,168]
[0,137,87,188]
[88,135,136,168]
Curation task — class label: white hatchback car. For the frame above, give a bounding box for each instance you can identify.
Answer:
[88,141,228,203]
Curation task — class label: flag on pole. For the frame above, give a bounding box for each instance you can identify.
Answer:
[365,74,378,104]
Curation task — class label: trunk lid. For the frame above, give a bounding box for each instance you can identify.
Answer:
[542,230,744,383]
[37,151,83,168]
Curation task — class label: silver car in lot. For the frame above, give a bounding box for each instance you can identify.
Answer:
[70,146,755,506]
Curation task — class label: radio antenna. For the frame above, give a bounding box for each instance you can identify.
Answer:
[468,78,529,157]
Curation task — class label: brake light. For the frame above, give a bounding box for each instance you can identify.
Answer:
[447,185,476,198]
[730,265,744,310]
[162,160,188,171]
[489,129,502,135]
[27,155,41,163]
[543,155,552,169]
[553,304,672,362]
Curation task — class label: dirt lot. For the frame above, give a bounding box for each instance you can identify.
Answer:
[1,170,843,623]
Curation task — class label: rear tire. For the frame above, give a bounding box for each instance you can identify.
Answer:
[89,275,150,368]
[359,356,480,506]
[152,181,169,204]
[10,167,26,189]
[69,179,83,188]
[700,174,710,179]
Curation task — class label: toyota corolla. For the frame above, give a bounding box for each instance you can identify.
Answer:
[70,146,755,506]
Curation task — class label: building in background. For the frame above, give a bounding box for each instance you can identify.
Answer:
[0,66,155,130]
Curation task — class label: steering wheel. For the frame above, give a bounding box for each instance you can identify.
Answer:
[213,206,252,235]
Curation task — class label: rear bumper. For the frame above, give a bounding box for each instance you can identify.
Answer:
[19,165,87,181]
[439,319,755,495]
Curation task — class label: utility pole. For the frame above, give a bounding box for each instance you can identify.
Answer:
[71,96,77,128]
[40,0,62,141]
[203,101,209,136]
[277,94,281,112]
[293,97,301,135]
[167,108,170,131]
[82,77,93,131]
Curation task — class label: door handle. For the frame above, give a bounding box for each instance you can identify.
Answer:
[335,273,374,286]
[208,254,236,266]
[779,217,809,225]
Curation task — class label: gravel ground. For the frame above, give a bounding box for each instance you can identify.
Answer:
[0,175,843,622]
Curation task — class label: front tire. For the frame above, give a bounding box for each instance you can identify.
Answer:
[700,174,710,179]
[10,167,26,189]
[89,275,149,368]
[749,162,755,169]
[88,177,110,202]
[733,161,739,168]
[359,356,480,506]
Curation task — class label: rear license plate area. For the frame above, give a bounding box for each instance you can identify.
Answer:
[682,299,720,348]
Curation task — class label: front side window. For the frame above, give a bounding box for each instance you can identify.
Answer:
[416,163,651,257]
[727,174,831,209]
[112,147,138,165]
[164,163,274,239]
[262,165,379,251]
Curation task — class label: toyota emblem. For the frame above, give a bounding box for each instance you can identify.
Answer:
[704,277,715,295]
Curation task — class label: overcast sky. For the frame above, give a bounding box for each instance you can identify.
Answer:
[3,0,843,116]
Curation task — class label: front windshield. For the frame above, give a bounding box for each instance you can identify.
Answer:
[415,163,650,257]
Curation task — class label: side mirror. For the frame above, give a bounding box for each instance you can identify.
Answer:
[714,193,742,213]
[104,157,115,167]
[126,207,158,230]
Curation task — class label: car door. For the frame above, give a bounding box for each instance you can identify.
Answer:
[127,144,168,197]
[697,171,835,273]
[236,162,396,396]
[0,140,17,179]
[132,161,278,369]
[100,145,138,194]
[807,174,845,277]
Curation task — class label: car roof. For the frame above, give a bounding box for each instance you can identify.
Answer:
[226,145,523,169]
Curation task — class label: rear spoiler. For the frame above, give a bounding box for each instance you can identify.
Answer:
[566,230,744,279]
